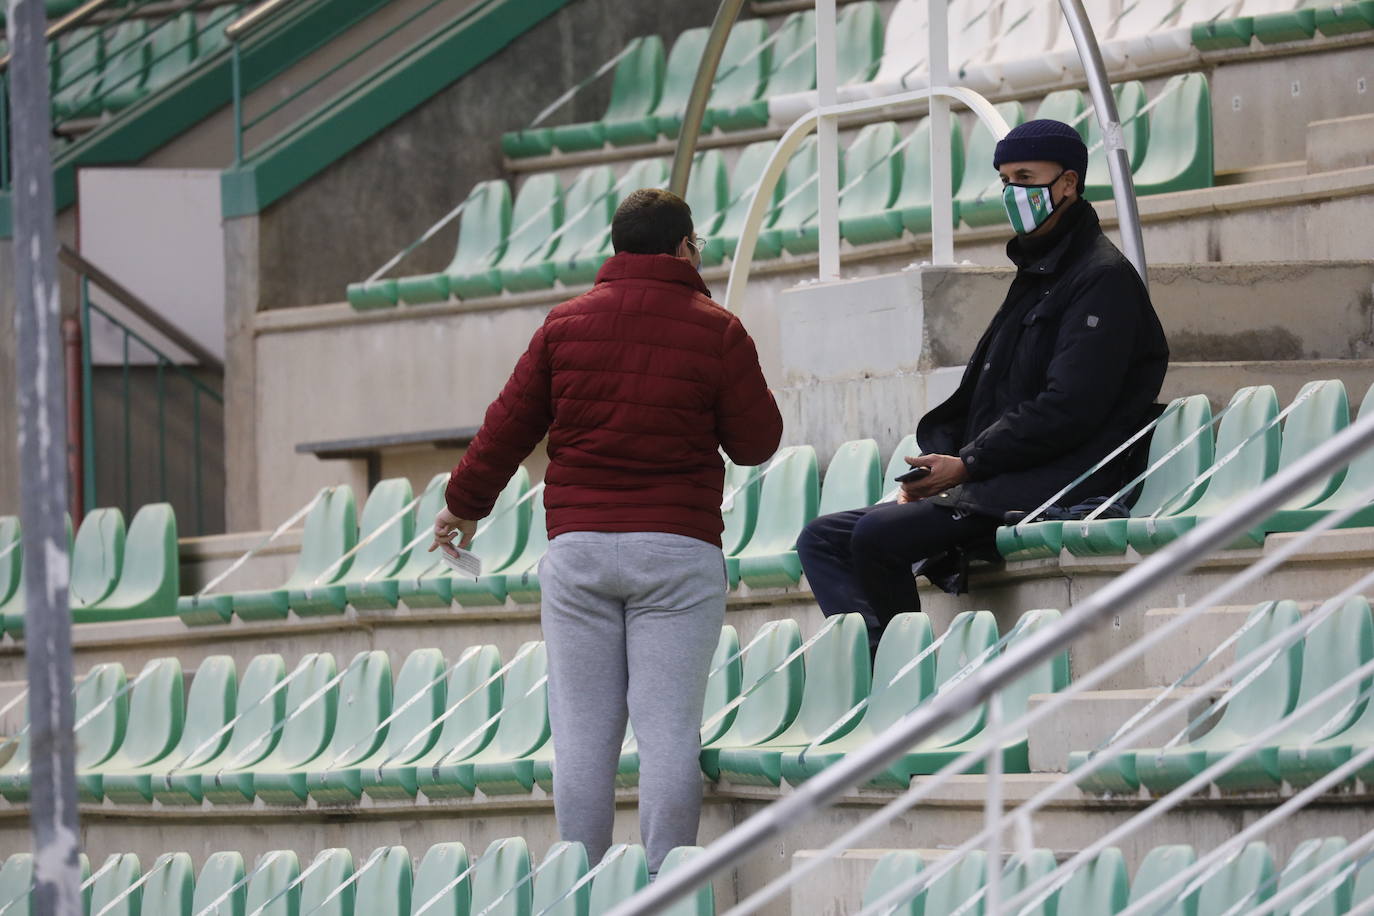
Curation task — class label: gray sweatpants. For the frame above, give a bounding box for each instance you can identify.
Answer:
[539,531,727,872]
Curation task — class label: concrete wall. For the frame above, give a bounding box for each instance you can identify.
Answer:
[0,240,15,517]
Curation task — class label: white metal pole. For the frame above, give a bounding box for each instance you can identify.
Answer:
[814,0,841,280]
[984,693,1004,915]
[927,0,956,264]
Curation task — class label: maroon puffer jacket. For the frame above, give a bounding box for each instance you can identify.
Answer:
[445,252,783,546]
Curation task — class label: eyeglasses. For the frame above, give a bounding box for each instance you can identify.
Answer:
[686,236,705,255]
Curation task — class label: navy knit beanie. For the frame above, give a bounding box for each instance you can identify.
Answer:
[993,119,1088,183]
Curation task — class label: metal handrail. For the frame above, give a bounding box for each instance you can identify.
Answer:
[0,0,119,70]
[607,407,1374,915]
[669,0,747,197]
[224,0,292,40]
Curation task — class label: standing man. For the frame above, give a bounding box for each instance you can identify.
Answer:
[798,119,1169,653]
[433,188,783,872]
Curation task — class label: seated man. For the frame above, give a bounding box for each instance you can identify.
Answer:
[798,119,1170,652]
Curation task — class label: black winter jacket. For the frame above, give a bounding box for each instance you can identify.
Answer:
[917,201,1169,520]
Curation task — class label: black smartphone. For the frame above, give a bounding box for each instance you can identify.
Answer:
[894,466,931,484]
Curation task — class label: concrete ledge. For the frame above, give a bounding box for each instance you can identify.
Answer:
[1028,687,1220,773]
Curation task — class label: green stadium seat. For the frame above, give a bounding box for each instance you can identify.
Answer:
[503,494,550,605]
[1276,837,1351,916]
[822,438,882,513]
[255,649,390,804]
[0,517,20,611]
[449,468,535,607]
[501,125,553,160]
[700,619,804,779]
[477,173,563,294]
[154,653,286,805]
[65,506,126,621]
[503,166,615,292]
[715,613,869,786]
[1129,846,1198,916]
[411,843,471,916]
[558,158,669,286]
[140,852,194,916]
[469,838,532,916]
[721,460,763,567]
[309,648,445,803]
[1060,395,1213,557]
[360,846,413,916]
[228,485,357,622]
[89,853,142,916]
[685,150,729,240]
[957,101,1026,227]
[1056,848,1129,914]
[420,641,548,797]
[347,277,399,311]
[52,28,103,121]
[1084,82,1151,201]
[552,36,666,154]
[144,13,197,94]
[1132,74,1213,196]
[530,842,589,916]
[100,21,149,112]
[1002,849,1059,916]
[1280,596,1374,788]
[1198,842,1275,914]
[1037,88,1087,127]
[835,1,883,85]
[103,654,235,803]
[365,644,502,799]
[77,656,183,801]
[865,850,988,916]
[628,26,707,141]
[1128,386,1280,554]
[686,19,770,138]
[351,473,447,611]
[761,136,826,256]
[701,140,786,266]
[885,117,964,238]
[0,854,32,916]
[1220,595,1371,792]
[1250,1,1319,42]
[782,612,935,784]
[196,6,240,58]
[1264,380,1374,533]
[74,502,178,623]
[200,653,336,804]
[861,851,925,916]
[192,851,245,916]
[294,478,413,616]
[589,846,648,912]
[1316,0,1374,33]
[245,851,301,916]
[834,122,903,246]
[657,847,714,915]
[298,848,354,916]
[392,181,512,305]
[880,434,920,503]
[713,12,814,133]
[1115,600,1302,795]
[732,446,820,589]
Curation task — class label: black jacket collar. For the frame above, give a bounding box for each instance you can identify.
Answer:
[1005,199,1098,277]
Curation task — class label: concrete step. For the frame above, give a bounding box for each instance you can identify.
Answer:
[1308,112,1374,174]
[1027,687,1219,774]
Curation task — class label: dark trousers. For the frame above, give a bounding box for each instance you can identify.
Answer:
[796,501,999,652]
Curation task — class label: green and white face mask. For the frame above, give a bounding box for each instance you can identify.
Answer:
[1002,170,1064,235]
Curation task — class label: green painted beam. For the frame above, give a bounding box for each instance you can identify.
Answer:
[219,0,577,219]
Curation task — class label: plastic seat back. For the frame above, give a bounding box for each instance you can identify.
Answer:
[652,28,711,123]
[708,20,770,111]
[1056,848,1128,914]
[321,650,392,767]
[571,159,668,264]
[1197,842,1275,915]
[491,643,549,760]
[193,851,246,916]
[159,655,233,769]
[1275,380,1349,510]
[1036,88,1087,127]
[298,849,353,916]
[70,507,125,608]
[1201,601,1302,746]
[196,6,240,57]
[383,649,446,761]
[839,123,901,222]
[498,174,563,272]
[1185,386,1280,516]
[76,662,128,768]
[0,516,19,606]
[103,502,178,612]
[956,101,1027,219]
[52,28,102,117]
[1275,837,1349,916]
[880,434,921,503]
[1131,846,1199,916]
[119,656,185,766]
[686,150,728,236]
[719,141,787,241]
[283,487,358,590]
[947,0,999,73]
[432,645,503,762]
[925,611,1000,746]
[100,20,148,106]
[530,841,588,916]
[788,613,870,740]
[737,446,819,557]
[245,851,301,916]
[0,854,32,916]
[348,478,416,585]
[770,136,821,235]
[996,609,1071,723]
[715,619,803,746]
[588,845,647,913]
[146,13,196,92]
[603,35,664,122]
[89,854,142,916]
[895,118,965,226]
[837,1,883,84]
[448,180,512,275]
[1126,395,1214,519]
[873,0,929,86]
[1282,597,1373,741]
[867,613,937,732]
[552,167,617,261]
[218,654,289,768]
[761,11,815,97]
[701,626,743,745]
[468,838,532,916]
[923,850,988,916]
[862,850,924,915]
[1133,73,1214,194]
[505,493,549,580]
[1001,849,1058,916]
[356,846,412,916]
[721,460,762,558]
[271,653,339,768]
[657,847,714,916]
[819,439,882,514]
[411,843,470,916]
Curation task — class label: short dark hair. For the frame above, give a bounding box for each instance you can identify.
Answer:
[611,188,694,255]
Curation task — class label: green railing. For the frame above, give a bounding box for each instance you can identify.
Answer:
[76,268,224,537]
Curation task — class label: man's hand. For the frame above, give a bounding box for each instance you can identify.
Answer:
[430,506,477,552]
[900,454,970,502]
